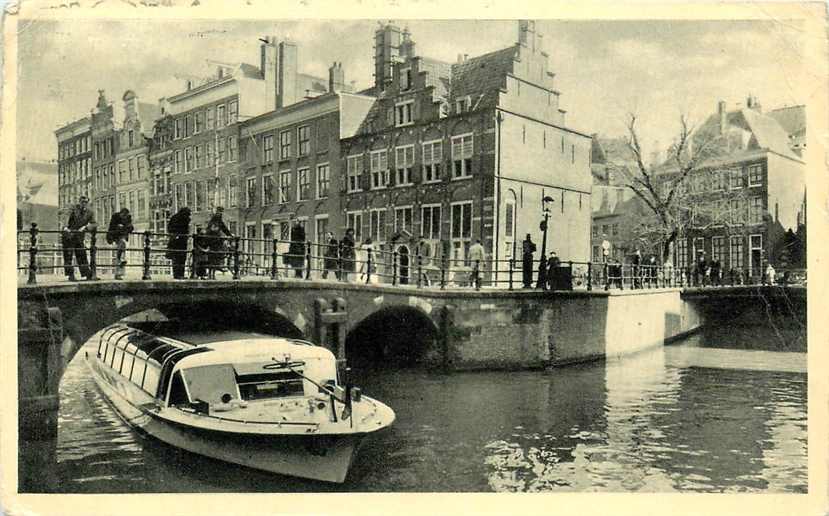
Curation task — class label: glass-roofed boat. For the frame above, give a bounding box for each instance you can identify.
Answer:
[85,322,395,483]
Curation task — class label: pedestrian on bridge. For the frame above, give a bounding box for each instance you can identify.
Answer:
[106,207,134,280]
[286,218,306,279]
[468,239,485,288]
[322,232,340,280]
[166,207,191,280]
[340,228,356,281]
[61,196,96,281]
[521,234,536,289]
[206,207,233,279]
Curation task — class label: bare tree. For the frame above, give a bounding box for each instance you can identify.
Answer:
[614,114,728,263]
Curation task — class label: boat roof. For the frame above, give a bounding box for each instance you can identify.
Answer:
[177,338,336,370]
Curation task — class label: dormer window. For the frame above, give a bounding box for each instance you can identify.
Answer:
[455,95,472,114]
[400,67,412,90]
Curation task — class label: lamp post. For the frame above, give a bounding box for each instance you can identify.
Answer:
[536,196,554,289]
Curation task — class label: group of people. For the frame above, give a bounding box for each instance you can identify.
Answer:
[166,206,234,279]
[61,195,134,281]
[520,234,563,289]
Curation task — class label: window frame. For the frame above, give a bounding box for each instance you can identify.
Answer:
[450,133,473,180]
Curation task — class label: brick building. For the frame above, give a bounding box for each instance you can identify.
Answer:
[161,36,331,234]
[55,117,92,225]
[90,91,119,229]
[339,21,592,284]
[659,98,806,275]
[238,78,374,272]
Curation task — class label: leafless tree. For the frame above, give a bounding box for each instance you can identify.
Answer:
[614,113,729,263]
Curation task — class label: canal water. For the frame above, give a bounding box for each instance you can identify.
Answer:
[52,324,806,493]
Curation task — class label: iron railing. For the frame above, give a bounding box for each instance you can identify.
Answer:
[17,224,807,290]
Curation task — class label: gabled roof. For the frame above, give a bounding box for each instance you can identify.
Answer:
[449,45,518,106]
[737,108,801,161]
[767,105,805,137]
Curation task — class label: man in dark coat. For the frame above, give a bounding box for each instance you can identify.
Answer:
[521,234,536,288]
[340,228,356,281]
[166,207,191,279]
[322,232,339,280]
[192,227,210,279]
[286,218,307,278]
[632,249,642,289]
[106,208,134,280]
[205,206,233,278]
[62,196,96,281]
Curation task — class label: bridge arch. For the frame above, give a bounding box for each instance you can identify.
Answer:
[345,305,440,368]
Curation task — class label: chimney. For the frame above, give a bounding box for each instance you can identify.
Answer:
[717,100,727,135]
[373,22,401,93]
[400,28,416,58]
[278,40,298,107]
[747,94,762,112]
[261,36,278,109]
[328,62,346,93]
[186,79,193,91]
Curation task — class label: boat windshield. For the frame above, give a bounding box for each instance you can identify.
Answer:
[181,364,239,405]
[237,370,305,401]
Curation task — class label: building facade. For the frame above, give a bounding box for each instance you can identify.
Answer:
[56,117,92,225]
[661,99,806,275]
[90,91,119,230]
[238,86,374,273]
[339,21,592,284]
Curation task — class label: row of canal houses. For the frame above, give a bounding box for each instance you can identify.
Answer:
[55,21,593,279]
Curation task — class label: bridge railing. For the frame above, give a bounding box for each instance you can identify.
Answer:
[17,225,807,290]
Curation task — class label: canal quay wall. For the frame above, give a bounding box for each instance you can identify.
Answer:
[438,288,702,370]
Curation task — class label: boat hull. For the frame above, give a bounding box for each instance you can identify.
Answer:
[85,355,368,483]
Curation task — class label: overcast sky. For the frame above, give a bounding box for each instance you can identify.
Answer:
[16,18,809,162]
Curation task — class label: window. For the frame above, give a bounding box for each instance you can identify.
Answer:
[450,202,473,266]
[730,168,744,189]
[395,145,414,186]
[194,111,203,134]
[206,180,216,210]
[279,130,291,160]
[316,163,329,198]
[748,164,763,186]
[228,100,238,124]
[195,145,203,169]
[400,67,411,90]
[394,206,413,235]
[369,208,387,243]
[218,138,226,163]
[298,126,311,156]
[347,211,363,243]
[591,225,598,239]
[729,236,744,269]
[711,236,725,264]
[175,118,183,139]
[229,176,239,207]
[185,147,194,172]
[297,168,311,201]
[137,190,146,219]
[128,130,135,147]
[676,238,688,268]
[730,198,744,225]
[422,140,443,183]
[693,237,705,259]
[395,100,414,126]
[451,134,473,179]
[206,141,214,167]
[263,135,274,163]
[262,174,274,206]
[370,150,389,189]
[246,177,256,208]
[611,224,618,236]
[194,181,206,212]
[217,104,226,127]
[227,136,238,162]
[421,205,441,240]
[109,164,115,186]
[455,96,471,114]
[749,196,764,224]
[118,160,127,183]
[174,150,183,174]
[279,170,291,203]
[128,158,134,181]
[347,155,362,192]
[206,107,214,129]
[128,191,136,214]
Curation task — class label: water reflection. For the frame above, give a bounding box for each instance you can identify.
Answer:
[52,326,807,493]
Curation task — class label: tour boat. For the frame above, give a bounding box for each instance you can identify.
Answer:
[85,323,395,483]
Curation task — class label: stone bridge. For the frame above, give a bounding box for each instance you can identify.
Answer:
[17,279,806,448]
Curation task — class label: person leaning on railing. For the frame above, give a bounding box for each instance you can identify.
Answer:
[205,207,233,279]
[61,195,97,281]
[106,207,134,280]
[340,228,356,282]
[166,207,191,280]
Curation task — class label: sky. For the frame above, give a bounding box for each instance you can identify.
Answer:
[15,18,811,162]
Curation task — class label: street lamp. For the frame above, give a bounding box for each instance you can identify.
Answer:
[536,195,554,289]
